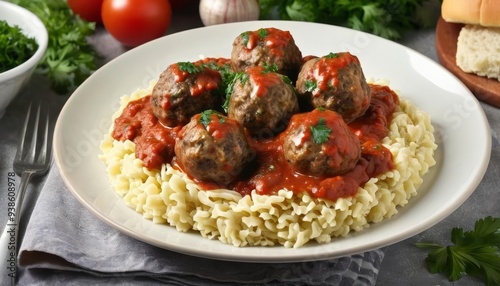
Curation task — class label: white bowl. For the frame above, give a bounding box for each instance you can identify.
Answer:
[0,1,48,118]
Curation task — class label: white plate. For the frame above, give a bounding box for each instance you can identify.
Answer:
[53,21,491,263]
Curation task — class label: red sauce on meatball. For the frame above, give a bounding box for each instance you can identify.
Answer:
[112,84,399,201]
[170,62,222,96]
[246,66,284,97]
[283,108,361,176]
[202,112,233,140]
[308,52,359,94]
[244,28,294,57]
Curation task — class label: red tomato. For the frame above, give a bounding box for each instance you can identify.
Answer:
[68,0,104,23]
[102,0,172,47]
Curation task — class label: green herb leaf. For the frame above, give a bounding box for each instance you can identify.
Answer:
[258,0,435,40]
[241,32,250,46]
[8,0,97,94]
[416,216,500,285]
[223,71,248,112]
[178,62,201,74]
[280,75,293,85]
[310,117,331,144]
[258,28,268,38]
[0,20,38,73]
[199,110,225,127]
[263,62,279,73]
[304,80,317,93]
[199,110,215,127]
[285,1,316,21]
[325,52,339,59]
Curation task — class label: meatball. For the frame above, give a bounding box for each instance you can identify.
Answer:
[296,52,371,122]
[174,110,253,186]
[227,66,299,138]
[151,62,223,127]
[283,108,360,176]
[231,27,303,81]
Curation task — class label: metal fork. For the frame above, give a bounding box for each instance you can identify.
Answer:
[0,102,52,285]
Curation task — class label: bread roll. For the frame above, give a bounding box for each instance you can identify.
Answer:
[442,0,500,27]
[456,24,500,81]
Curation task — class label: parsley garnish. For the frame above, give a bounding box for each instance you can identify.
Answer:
[258,28,268,38]
[223,71,248,112]
[325,52,339,59]
[261,62,292,84]
[416,216,500,285]
[199,110,225,127]
[241,32,250,46]
[304,80,317,93]
[199,110,214,127]
[263,62,278,73]
[0,20,38,73]
[309,118,331,144]
[280,75,293,85]
[178,62,201,74]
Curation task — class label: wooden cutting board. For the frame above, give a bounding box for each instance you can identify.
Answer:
[435,17,500,107]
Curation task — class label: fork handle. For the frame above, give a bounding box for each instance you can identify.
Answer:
[0,171,34,285]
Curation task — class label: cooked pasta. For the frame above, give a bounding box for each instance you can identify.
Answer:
[99,80,437,248]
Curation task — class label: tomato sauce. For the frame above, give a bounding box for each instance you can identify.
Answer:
[170,63,221,97]
[246,66,283,97]
[112,84,399,201]
[231,85,398,201]
[244,28,294,57]
[306,52,359,95]
[112,96,181,170]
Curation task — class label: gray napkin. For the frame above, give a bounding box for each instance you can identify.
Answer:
[18,166,384,285]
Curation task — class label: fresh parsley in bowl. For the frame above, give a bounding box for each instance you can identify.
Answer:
[0,20,39,73]
[0,1,47,118]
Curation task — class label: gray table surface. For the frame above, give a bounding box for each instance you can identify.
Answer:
[1,6,499,286]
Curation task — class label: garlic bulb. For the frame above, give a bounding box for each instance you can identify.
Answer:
[199,0,260,26]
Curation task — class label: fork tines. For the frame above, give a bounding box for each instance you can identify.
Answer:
[15,101,51,167]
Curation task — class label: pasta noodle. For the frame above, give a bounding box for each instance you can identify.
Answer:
[99,80,437,248]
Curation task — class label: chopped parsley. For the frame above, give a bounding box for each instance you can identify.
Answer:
[0,20,38,73]
[8,0,97,94]
[310,117,331,144]
[416,216,500,285]
[178,62,201,74]
[262,62,279,73]
[325,52,339,59]
[241,28,268,47]
[262,62,292,84]
[241,32,250,46]
[304,80,317,93]
[280,74,293,85]
[199,110,225,127]
[258,28,268,38]
[223,71,248,112]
